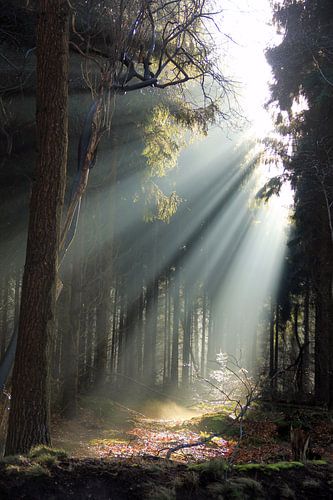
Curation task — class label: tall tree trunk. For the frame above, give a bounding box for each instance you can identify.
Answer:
[94,268,111,388]
[274,304,279,386]
[170,272,180,388]
[5,0,69,455]
[94,135,117,388]
[163,277,168,386]
[110,286,118,377]
[0,274,9,360]
[302,279,310,394]
[136,287,144,379]
[62,260,81,418]
[143,277,159,384]
[206,301,215,374]
[200,292,206,377]
[269,298,275,389]
[314,219,333,406]
[142,225,159,384]
[13,269,21,328]
[182,289,191,389]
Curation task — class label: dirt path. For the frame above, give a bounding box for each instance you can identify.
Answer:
[52,405,232,462]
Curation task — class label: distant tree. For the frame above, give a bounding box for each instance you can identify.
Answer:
[266,0,333,406]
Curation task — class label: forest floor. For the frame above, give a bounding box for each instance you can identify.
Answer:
[0,398,333,499]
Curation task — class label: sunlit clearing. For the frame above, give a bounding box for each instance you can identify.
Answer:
[139,401,199,421]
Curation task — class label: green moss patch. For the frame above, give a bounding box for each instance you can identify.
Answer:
[28,445,67,460]
[190,412,239,437]
[235,461,304,473]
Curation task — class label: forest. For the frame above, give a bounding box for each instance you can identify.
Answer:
[0,0,333,498]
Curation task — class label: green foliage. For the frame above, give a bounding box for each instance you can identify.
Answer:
[142,183,181,222]
[0,455,29,466]
[191,412,238,437]
[140,99,217,222]
[189,459,229,484]
[170,100,218,135]
[256,176,283,202]
[142,105,185,178]
[309,460,327,466]
[235,461,304,473]
[5,462,50,477]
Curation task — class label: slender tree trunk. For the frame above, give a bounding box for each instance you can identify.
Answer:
[200,292,206,377]
[62,261,80,418]
[143,277,159,383]
[170,272,180,388]
[142,225,159,384]
[136,287,144,378]
[163,278,168,386]
[13,270,21,328]
[117,290,126,378]
[78,303,87,393]
[303,280,310,394]
[110,286,118,376]
[293,303,303,395]
[5,0,69,455]
[206,302,215,374]
[85,302,95,391]
[0,275,9,360]
[269,298,275,388]
[182,289,191,389]
[274,305,279,384]
[167,278,172,380]
[94,270,110,388]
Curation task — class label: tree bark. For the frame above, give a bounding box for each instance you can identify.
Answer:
[62,261,80,418]
[5,0,69,455]
[200,292,206,377]
[302,279,310,394]
[0,274,9,360]
[269,298,275,389]
[182,289,191,389]
[170,272,180,388]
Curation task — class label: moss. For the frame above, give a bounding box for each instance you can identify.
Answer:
[235,461,304,473]
[5,464,22,474]
[193,413,238,436]
[34,454,58,467]
[5,463,50,477]
[190,458,229,479]
[309,459,327,466]
[23,463,50,477]
[0,455,29,466]
[208,477,264,500]
[28,445,67,460]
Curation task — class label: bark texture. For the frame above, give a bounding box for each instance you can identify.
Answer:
[5,0,69,455]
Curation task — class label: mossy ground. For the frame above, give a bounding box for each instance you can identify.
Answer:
[0,456,331,499]
[0,400,331,498]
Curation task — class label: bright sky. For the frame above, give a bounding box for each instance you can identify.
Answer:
[219,0,293,211]
[220,0,280,137]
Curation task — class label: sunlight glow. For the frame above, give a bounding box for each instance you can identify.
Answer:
[220,0,282,138]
